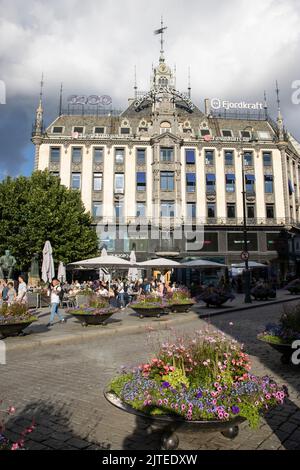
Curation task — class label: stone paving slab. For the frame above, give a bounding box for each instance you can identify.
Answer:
[2,291,300,353]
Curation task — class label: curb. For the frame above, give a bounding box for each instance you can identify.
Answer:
[4,295,300,353]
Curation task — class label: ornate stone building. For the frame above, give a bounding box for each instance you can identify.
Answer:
[32,40,300,271]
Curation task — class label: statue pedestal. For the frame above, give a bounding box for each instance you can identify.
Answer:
[28,275,40,288]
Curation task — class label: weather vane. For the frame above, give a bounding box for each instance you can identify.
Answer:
[154,17,167,62]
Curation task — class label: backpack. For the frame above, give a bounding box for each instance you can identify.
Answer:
[58,286,65,301]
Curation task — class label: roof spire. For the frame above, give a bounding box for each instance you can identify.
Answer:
[38,73,44,109]
[188,66,191,98]
[263,90,268,119]
[34,73,44,135]
[154,17,167,63]
[275,80,284,140]
[59,83,63,116]
[134,65,138,99]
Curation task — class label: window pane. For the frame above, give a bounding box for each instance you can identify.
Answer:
[207,203,215,218]
[136,203,146,217]
[205,150,214,165]
[266,233,279,251]
[115,173,124,192]
[120,127,130,134]
[160,202,175,217]
[137,148,146,164]
[94,127,104,134]
[160,172,174,191]
[227,204,236,218]
[225,151,233,165]
[92,203,102,218]
[93,148,103,164]
[72,147,82,164]
[137,172,146,191]
[186,173,196,192]
[187,203,196,218]
[200,232,218,252]
[71,173,81,190]
[115,148,125,164]
[264,175,273,193]
[247,205,255,218]
[160,148,173,161]
[227,232,258,251]
[266,204,274,219]
[93,173,102,191]
[50,147,60,163]
[263,152,272,166]
[244,152,253,166]
[226,174,235,192]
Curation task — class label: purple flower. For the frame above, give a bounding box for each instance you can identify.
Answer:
[162,381,170,388]
[231,406,240,415]
[196,390,203,398]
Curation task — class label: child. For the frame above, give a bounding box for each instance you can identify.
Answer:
[7,282,16,305]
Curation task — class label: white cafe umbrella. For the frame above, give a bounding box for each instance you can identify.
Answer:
[57,261,66,283]
[69,255,131,269]
[232,261,267,268]
[128,250,138,281]
[41,240,55,283]
[183,259,227,268]
[138,258,181,268]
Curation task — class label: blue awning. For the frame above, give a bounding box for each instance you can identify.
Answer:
[206,174,216,181]
[264,175,274,181]
[137,172,146,183]
[245,175,255,182]
[226,174,235,181]
[187,173,196,182]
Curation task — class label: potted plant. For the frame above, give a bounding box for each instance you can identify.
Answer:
[105,330,287,449]
[285,279,300,295]
[130,295,169,318]
[258,303,300,364]
[0,303,38,338]
[66,296,118,326]
[166,288,196,313]
[251,284,276,301]
[76,288,93,307]
[197,286,235,308]
[0,402,35,450]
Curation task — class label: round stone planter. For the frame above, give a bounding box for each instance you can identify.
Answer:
[131,306,169,319]
[170,303,195,313]
[0,319,37,338]
[104,390,245,450]
[258,337,295,364]
[70,310,117,327]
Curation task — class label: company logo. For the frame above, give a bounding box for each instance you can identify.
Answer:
[67,95,112,106]
[0,340,6,365]
[291,340,300,365]
[210,98,263,111]
[0,80,6,104]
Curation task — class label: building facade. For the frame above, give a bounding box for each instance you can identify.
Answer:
[32,47,300,273]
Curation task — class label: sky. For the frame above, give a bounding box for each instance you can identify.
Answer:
[0,0,300,179]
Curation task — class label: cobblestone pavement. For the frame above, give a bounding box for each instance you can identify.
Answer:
[1,301,300,450]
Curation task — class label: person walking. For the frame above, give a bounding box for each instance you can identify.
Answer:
[16,276,28,303]
[47,278,66,327]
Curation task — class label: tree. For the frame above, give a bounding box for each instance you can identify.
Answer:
[0,171,99,272]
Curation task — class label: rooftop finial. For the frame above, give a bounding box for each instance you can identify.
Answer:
[59,83,63,116]
[188,66,191,98]
[39,73,44,106]
[263,90,268,118]
[276,80,281,114]
[154,17,167,63]
[134,65,137,99]
[275,80,284,140]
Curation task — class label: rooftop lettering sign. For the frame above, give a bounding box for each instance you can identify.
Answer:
[67,95,112,106]
[210,98,263,111]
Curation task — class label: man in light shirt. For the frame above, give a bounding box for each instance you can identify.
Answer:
[47,278,66,327]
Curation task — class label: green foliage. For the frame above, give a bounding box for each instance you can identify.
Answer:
[0,171,98,272]
[162,368,190,390]
[237,402,260,429]
[108,373,134,396]
[259,334,286,345]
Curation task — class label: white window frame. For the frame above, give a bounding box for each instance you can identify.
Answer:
[51,126,64,134]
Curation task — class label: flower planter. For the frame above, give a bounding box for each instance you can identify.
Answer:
[170,303,195,313]
[0,319,37,338]
[104,390,245,450]
[131,306,169,319]
[251,288,276,301]
[258,337,295,364]
[76,295,91,307]
[69,310,117,327]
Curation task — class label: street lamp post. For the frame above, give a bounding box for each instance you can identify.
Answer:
[240,127,255,304]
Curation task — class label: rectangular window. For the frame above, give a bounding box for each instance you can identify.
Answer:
[50,172,60,178]
[264,175,274,193]
[71,173,81,190]
[200,232,219,252]
[185,149,195,164]
[93,173,102,191]
[241,130,251,139]
[115,173,124,193]
[266,204,275,219]
[72,147,82,164]
[227,232,258,251]
[205,150,214,165]
[160,147,174,162]
[224,150,234,165]
[245,175,255,193]
[186,202,196,218]
[115,202,124,219]
[92,202,102,218]
[207,203,216,218]
[160,201,175,217]
[266,233,279,251]
[136,148,146,165]
[93,147,103,164]
[120,127,130,134]
[200,129,210,136]
[222,130,233,137]
[263,152,272,166]
[186,173,196,193]
[137,172,146,191]
[115,148,125,164]
[136,202,146,217]
[52,126,63,134]
[73,126,84,134]
[50,147,60,163]
[243,151,253,166]
[227,203,236,219]
[247,204,255,219]
[94,127,105,134]
[206,174,216,193]
[258,131,271,140]
[160,171,174,191]
[225,174,235,192]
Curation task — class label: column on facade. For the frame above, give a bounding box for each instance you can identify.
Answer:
[290,158,297,221]
[152,143,160,219]
[37,143,50,172]
[235,148,243,220]
[81,145,93,214]
[273,147,286,223]
[296,164,300,223]
[102,145,114,219]
[254,147,265,220]
[59,144,71,188]
[196,145,206,223]
[215,146,226,219]
[146,146,152,219]
[180,147,187,218]
[125,145,136,219]
[279,145,290,223]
